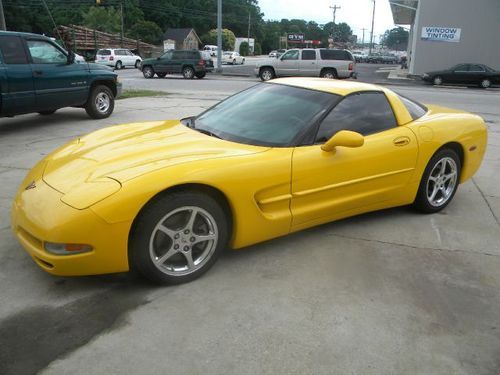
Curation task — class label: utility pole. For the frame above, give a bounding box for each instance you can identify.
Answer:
[247,12,251,54]
[369,0,376,55]
[361,28,367,46]
[0,0,6,31]
[120,1,124,47]
[216,0,222,73]
[329,4,341,47]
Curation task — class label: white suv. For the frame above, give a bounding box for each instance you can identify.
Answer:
[95,48,142,69]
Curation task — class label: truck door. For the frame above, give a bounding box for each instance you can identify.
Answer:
[276,49,300,76]
[0,35,35,116]
[299,49,317,76]
[26,38,89,111]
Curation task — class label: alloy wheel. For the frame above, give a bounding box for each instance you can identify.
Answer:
[426,157,458,207]
[95,92,110,114]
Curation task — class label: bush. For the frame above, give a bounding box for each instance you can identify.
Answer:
[239,41,249,56]
[254,42,262,55]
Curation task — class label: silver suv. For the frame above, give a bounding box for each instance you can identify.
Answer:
[255,48,356,81]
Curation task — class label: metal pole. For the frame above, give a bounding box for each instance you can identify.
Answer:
[247,13,250,54]
[216,0,222,72]
[369,0,375,55]
[120,2,124,48]
[329,5,340,47]
[0,0,6,31]
[361,28,367,46]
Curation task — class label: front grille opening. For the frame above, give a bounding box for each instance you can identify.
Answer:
[33,256,54,269]
[17,227,43,250]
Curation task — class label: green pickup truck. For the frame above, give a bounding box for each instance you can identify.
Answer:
[0,31,122,119]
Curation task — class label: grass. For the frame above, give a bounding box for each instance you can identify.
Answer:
[118,90,169,100]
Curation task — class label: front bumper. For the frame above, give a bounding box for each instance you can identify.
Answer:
[11,165,131,276]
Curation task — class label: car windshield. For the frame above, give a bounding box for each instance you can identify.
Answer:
[194,83,339,147]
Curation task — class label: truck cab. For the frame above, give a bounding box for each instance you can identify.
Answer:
[0,31,121,119]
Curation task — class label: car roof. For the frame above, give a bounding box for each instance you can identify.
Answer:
[0,30,50,40]
[271,77,385,96]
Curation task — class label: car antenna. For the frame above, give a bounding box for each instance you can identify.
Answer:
[40,0,68,50]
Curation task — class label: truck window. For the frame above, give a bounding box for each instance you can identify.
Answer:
[320,49,347,60]
[27,40,67,64]
[302,50,316,60]
[0,35,28,64]
[281,50,299,60]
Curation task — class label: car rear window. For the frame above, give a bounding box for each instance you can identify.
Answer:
[97,49,111,55]
[0,35,28,64]
[319,49,352,61]
[397,94,427,120]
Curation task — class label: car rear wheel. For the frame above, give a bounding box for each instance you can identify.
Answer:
[242,58,245,65]
[413,148,461,213]
[129,191,230,284]
[232,59,236,65]
[38,110,56,115]
[115,61,123,70]
[320,69,337,79]
[182,66,195,79]
[135,60,141,69]
[480,79,491,89]
[195,72,206,79]
[433,76,443,85]
[259,67,275,81]
[85,85,114,119]
[142,66,154,78]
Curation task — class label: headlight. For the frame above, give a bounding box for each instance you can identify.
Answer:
[45,242,93,255]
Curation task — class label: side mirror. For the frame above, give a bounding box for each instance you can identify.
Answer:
[67,50,75,65]
[321,130,364,152]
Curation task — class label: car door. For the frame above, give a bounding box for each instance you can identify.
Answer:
[0,34,35,116]
[467,64,486,84]
[26,38,89,110]
[276,49,300,76]
[154,51,172,73]
[448,64,469,83]
[170,51,185,73]
[299,50,317,76]
[291,91,418,228]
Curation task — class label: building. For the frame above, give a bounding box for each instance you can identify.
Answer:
[162,28,201,51]
[389,0,500,75]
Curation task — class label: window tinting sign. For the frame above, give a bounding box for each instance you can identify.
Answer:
[287,33,305,43]
[421,27,461,43]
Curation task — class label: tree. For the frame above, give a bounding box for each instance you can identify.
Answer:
[381,27,409,50]
[82,6,121,34]
[239,41,249,56]
[201,29,236,51]
[129,20,163,44]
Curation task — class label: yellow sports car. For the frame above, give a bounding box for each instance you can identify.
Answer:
[11,78,487,284]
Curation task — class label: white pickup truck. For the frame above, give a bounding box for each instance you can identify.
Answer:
[255,48,356,81]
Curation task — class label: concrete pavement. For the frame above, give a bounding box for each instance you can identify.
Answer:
[0,82,499,375]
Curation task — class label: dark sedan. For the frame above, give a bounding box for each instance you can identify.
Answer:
[422,63,500,88]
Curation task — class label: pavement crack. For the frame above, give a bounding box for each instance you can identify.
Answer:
[328,233,500,258]
[472,177,500,226]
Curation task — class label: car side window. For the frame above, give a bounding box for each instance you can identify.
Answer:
[469,64,485,72]
[454,64,469,72]
[315,92,397,142]
[302,50,316,60]
[172,51,184,60]
[27,40,66,64]
[281,50,299,60]
[0,35,29,64]
[161,51,173,60]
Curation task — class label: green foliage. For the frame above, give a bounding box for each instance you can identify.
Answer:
[254,42,262,55]
[82,6,121,34]
[129,20,163,44]
[201,29,236,51]
[239,41,249,56]
[381,27,409,50]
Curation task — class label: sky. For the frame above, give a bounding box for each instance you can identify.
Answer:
[257,0,397,43]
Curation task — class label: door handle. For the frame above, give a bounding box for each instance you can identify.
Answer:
[33,70,43,76]
[393,136,410,146]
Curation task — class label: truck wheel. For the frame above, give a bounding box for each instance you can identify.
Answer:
[38,110,56,115]
[143,66,154,79]
[259,67,275,81]
[85,85,114,119]
[320,69,337,79]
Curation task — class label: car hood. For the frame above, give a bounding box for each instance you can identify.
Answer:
[42,120,269,194]
[141,58,157,65]
[87,62,114,72]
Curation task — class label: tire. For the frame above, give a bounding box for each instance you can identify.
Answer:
[135,60,141,69]
[233,59,236,65]
[433,76,443,85]
[413,148,461,213]
[115,61,123,70]
[259,67,275,81]
[320,69,337,79]
[85,85,114,119]
[480,79,491,89]
[156,73,167,78]
[182,66,195,79]
[195,72,206,79]
[38,110,56,115]
[129,191,230,284]
[142,66,154,79]
[242,58,245,65]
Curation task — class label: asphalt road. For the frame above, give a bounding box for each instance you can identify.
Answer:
[0,76,499,375]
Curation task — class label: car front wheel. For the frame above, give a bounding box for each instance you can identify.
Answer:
[433,76,443,85]
[129,191,230,284]
[142,66,154,78]
[85,85,115,119]
[413,149,461,213]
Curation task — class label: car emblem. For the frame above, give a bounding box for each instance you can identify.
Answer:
[25,181,36,190]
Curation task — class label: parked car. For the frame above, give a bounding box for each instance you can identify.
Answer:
[269,49,286,58]
[381,54,399,64]
[366,53,383,63]
[12,78,487,284]
[255,48,356,81]
[141,50,214,79]
[0,31,121,119]
[203,45,218,57]
[95,48,142,69]
[422,63,500,88]
[222,51,245,65]
[352,51,368,63]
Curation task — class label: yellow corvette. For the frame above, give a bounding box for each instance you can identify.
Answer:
[11,78,487,284]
